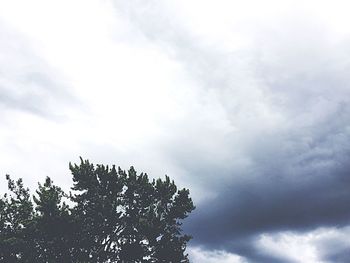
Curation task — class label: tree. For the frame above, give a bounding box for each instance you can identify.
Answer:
[32,177,75,262]
[0,175,35,262]
[0,159,195,262]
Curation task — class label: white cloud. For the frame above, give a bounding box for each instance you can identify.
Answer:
[188,246,246,263]
[255,226,350,263]
[257,232,320,262]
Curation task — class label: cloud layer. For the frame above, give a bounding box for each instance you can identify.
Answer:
[1,1,350,262]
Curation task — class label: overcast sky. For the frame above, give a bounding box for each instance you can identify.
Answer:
[1,1,350,262]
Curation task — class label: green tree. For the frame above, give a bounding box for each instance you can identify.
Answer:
[0,159,195,263]
[70,159,195,262]
[32,177,74,262]
[0,175,35,262]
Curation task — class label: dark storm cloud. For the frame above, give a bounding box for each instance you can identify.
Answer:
[185,105,350,261]
[183,97,350,257]
[188,161,350,244]
[0,22,78,119]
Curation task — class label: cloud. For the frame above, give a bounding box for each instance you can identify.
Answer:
[185,101,350,260]
[111,1,350,261]
[0,21,77,120]
[1,1,350,262]
[188,246,247,263]
[254,226,350,263]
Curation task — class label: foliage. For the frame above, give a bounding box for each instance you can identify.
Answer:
[0,159,195,262]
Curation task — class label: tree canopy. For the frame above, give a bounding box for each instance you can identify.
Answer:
[0,158,195,262]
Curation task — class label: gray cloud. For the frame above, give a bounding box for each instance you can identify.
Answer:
[183,88,350,261]
[112,2,350,261]
[313,227,350,263]
[323,249,350,263]
[0,21,78,120]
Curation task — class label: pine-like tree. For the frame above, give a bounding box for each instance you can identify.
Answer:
[0,158,195,263]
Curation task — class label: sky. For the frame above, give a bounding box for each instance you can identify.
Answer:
[1,0,350,262]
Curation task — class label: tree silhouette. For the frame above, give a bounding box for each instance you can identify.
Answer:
[0,158,195,262]
[32,177,74,262]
